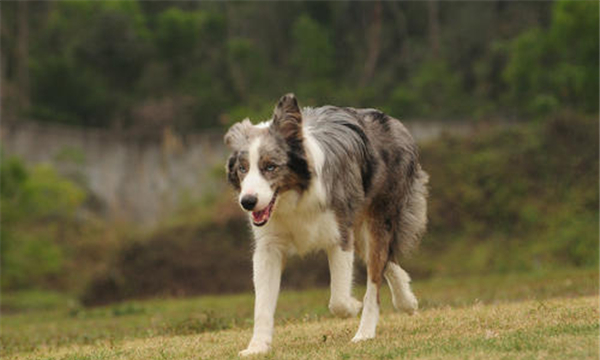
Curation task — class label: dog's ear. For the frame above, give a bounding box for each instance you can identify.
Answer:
[272,93,302,142]
[224,118,253,150]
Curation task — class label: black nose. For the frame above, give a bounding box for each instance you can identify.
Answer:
[241,195,258,210]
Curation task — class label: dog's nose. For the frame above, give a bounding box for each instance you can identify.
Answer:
[241,195,258,211]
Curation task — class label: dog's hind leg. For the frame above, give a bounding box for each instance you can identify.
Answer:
[327,243,362,318]
[383,173,427,315]
[384,262,418,314]
[352,224,389,342]
[352,272,381,342]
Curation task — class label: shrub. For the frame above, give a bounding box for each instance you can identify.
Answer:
[407,112,599,276]
[503,1,599,116]
[1,158,85,290]
[81,215,331,306]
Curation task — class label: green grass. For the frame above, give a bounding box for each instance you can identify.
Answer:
[2,268,598,360]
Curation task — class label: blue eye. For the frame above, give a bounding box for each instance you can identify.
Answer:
[266,164,277,172]
[239,164,248,173]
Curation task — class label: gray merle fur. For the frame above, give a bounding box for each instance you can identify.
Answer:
[224,94,429,280]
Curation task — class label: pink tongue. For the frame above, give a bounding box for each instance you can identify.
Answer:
[252,208,269,223]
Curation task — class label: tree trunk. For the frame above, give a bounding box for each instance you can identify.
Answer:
[359,0,382,88]
[388,2,410,65]
[428,0,440,59]
[1,10,9,97]
[225,3,247,101]
[16,0,30,111]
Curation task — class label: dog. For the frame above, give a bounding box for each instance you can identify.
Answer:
[224,94,428,356]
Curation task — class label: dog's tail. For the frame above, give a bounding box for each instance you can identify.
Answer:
[392,165,429,258]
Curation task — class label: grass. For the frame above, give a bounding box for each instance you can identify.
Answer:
[2,267,598,360]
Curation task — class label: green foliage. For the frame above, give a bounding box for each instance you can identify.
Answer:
[223,102,274,128]
[30,56,112,125]
[5,2,596,128]
[503,1,599,116]
[29,1,151,126]
[0,157,85,290]
[291,14,335,101]
[155,8,204,63]
[390,60,467,118]
[226,37,268,99]
[155,8,225,77]
[151,8,230,128]
[1,289,73,313]
[409,113,599,276]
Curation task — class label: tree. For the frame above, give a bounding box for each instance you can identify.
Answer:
[503,0,599,116]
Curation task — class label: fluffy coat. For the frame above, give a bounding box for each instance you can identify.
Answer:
[224,94,428,356]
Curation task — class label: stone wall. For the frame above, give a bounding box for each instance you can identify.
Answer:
[1,121,228,225]
[0,119,477,226]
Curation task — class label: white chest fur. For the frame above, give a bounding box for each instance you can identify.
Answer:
[252,187,340,255]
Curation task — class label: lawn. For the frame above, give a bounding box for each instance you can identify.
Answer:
[2,268,598,360]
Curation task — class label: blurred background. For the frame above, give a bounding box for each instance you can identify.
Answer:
[1,1,598,309]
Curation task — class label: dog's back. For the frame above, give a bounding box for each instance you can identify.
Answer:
[305,106,429,260]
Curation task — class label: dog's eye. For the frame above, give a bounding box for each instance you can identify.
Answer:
[239,164,248,173]
[265,164,277,172]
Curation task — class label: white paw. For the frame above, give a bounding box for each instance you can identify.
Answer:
[351,332,375,343]
[329,297,363,318]
[239,342,270,357]
[394,291,418,315]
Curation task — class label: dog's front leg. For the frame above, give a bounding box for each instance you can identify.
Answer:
[327,245,362,318]
[240,242,284,356]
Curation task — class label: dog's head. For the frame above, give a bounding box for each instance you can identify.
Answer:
[224,94,311,226]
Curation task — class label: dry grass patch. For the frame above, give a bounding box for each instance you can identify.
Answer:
[9,296,598,360]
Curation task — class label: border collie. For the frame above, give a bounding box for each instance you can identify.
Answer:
[224,94,428,356]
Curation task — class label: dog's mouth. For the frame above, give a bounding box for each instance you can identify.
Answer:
[251,191,278,227]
